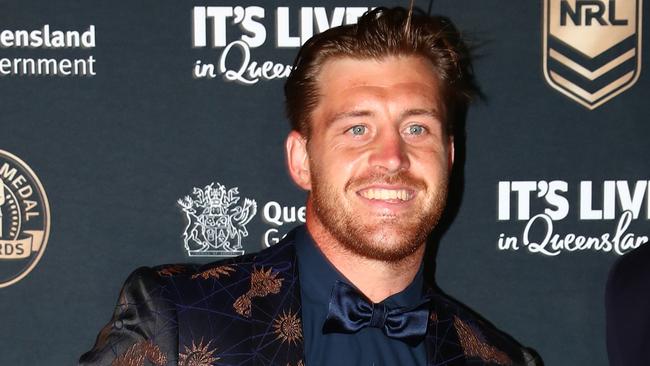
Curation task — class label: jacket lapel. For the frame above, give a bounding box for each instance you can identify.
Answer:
[426,289,467,366]
[250,231,305,366]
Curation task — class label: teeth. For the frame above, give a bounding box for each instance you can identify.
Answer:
[360,189,411,201]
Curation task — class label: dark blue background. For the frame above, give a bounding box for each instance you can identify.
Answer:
[0,1,646,364]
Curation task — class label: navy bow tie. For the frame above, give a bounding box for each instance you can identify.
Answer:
[322,280,431,344]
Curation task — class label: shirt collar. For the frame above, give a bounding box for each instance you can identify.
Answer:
[294,225,425,308]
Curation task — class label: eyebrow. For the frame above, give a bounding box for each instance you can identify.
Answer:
[326,110,374,126]
[327,108,441,126]
[399,108,442,121]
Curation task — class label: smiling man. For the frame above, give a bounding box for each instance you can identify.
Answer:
[81,7,539,366]
[286,55,451,303]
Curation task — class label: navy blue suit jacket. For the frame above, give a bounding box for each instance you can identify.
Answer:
[606,243,650,366]
[80,229,539,365]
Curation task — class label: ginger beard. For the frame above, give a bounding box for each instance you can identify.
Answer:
[309,166,449,262]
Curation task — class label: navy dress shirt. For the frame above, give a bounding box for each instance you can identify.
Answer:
[294,226,427,366]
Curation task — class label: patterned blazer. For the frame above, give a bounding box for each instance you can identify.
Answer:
[80,229,540,366]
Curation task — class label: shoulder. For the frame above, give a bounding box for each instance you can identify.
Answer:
[195,229,297,277]
[81,231,300,365]
[605,244,650,328]
[79,266,183,365]
[430,290,541,366]
[607,243,650,299]
[151,230,298,296]
[605,244,650,365]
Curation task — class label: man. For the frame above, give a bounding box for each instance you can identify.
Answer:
[80,7,539,366]
[606,243,650,365]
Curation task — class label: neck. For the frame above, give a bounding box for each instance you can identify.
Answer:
[305,204,426,303]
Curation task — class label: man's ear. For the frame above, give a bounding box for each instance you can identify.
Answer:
[286,130,311,190]
[448,136,455,172]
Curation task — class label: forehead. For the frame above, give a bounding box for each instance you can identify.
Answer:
[314,55,443,112]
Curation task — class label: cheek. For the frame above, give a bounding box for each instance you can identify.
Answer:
[411,150,450,178]
[310,151,346,181]
[326,146,368,170]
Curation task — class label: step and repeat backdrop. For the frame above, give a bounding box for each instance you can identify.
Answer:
[0,0,646,365]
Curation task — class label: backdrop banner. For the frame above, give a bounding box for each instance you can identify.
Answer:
[0,1,647,365]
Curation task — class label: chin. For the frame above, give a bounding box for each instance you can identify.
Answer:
[347,227,425,261]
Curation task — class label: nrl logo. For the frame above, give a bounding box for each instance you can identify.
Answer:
[177,182,257,257]
[543,0,642,109]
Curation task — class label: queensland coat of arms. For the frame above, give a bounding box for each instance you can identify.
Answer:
[177,182,257,257]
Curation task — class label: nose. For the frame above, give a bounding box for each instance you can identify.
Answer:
[368,128,410,173]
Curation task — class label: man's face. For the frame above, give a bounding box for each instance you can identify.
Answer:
[290,56,453,262]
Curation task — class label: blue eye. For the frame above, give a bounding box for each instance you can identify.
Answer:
[350,125,366,135]
[407,125,425,135]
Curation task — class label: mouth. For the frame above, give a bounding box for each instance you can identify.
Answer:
[357,187,415,202]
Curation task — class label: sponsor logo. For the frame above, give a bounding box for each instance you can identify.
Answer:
[178,182,256,257]
[543,0,642,109]
[0,25,96,77]
[497,180,649,256]
[0,150,50,288]
[191,6,371,84]
[261,201,306,247]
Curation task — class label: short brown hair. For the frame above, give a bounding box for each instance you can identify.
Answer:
[284,6,478,137]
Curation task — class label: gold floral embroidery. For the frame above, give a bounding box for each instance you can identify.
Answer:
[273,309,303,346]
[286,360,305,366]
[453,316,512,365]
[192,265,236,280]
[250,267,284,296]
[111,340,167,366]
[233,267,284,317]
[233,295,252,318]
[157,265,185,277]
[178,339,220,366]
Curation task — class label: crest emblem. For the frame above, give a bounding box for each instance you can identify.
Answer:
[178,182,257,257]
[543,0,642,109]
[0,150,50,288]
